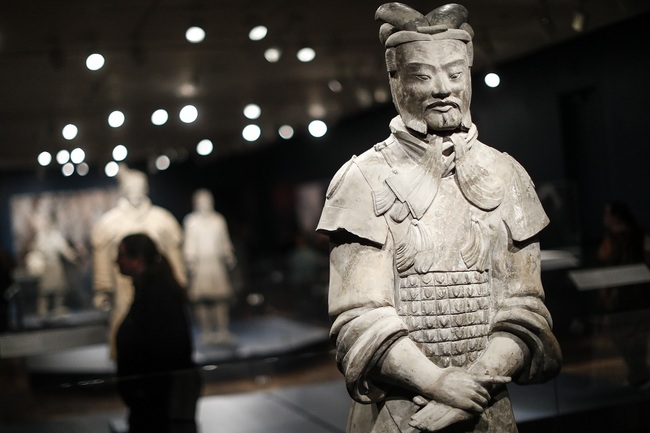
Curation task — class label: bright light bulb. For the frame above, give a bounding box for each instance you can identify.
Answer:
[38,151,52,166]
[151,109,169,126]
[196,139,213,156]
[308,120,327,138]
[264,48,281,63]
[86,53,105,71]
[108,110,125,128]
[62,124,78,140]
[484,73,501,88]
[242,124,261,142]
[185,26,205,43]
[56,149,70,165]
[113,144,128,161]
[70,147,85,164]
[105,161,119,177]
[297,47,316,62]
[179,105,198,123]
[249,25,268,41]
[243,104,261,120]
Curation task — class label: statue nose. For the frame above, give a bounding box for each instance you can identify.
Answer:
[431,76,451,97]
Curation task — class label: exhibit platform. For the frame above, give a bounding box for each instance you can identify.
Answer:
[2,371,650,433]
[22,314,330,378]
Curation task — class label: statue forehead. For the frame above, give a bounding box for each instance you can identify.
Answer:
[394,40,468,65]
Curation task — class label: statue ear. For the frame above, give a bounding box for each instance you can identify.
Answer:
[385,48,397,74]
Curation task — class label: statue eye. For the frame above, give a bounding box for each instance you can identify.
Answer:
[449,71,462,80]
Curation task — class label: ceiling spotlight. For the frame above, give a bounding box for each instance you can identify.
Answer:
[86,53,105,71]
[243,104,261,120]
[105,161,119,177]
[76,162,89,176]
[155,155,171,171]
[62,124,78,140]
[308,120,327,138]
[297,47,316,62]
[308,104,326,119]
[62,162,75,177]
[374,87,390,103]
[151,109,169,126]
[179,105,198,123]
[185,26,206,43]
[56,149,70,165]
[112,144,128,161]
[108,110,125,128]
[242,124,261,142]
[196,139,214,156]
[328,80,343,93]
[70,147,85,164]
[278,125,294,140]
[484,72,501,88]
[264,48,281,63]
[249,25,268,41]
[37,151,52,166]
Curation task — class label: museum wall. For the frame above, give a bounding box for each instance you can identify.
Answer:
[1,12,648,264]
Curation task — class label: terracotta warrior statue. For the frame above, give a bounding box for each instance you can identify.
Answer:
[91,166,186,358]
[317,3,561,432]
[183,189,237,344]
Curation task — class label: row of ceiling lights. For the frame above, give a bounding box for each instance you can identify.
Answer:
[38,22,331,178]
[38,21,501,178]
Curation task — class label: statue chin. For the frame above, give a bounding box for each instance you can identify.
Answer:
[425,111,463,132]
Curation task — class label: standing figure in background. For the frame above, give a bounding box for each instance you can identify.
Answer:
[597,201,650,388]
[92,166,186,358]
[115,233,200,433]
[317,3,561,432]
[183,189,237,344]
[27,213,78,318]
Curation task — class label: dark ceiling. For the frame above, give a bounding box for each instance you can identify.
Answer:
[1,0,649,173]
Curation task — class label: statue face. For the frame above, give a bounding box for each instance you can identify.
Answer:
[390,40,471,133]
[120,175,148,207]
[194,191,214,213]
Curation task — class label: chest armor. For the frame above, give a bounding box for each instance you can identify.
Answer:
[390,177,500,368]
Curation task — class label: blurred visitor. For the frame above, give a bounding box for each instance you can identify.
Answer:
[115,233,201,433]
[597,202,650,388]
[0,249,15,332]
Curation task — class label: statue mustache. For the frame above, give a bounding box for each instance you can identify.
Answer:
[425,98,461,110]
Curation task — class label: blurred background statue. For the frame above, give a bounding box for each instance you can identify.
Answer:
[183,189,237,344]
[91,166,186,358]
[26,212,78,318]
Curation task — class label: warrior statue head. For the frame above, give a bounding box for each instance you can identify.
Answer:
[376,3,474,135]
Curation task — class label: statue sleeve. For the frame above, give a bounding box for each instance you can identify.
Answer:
[490,234,562,384]
[328,234,409,403]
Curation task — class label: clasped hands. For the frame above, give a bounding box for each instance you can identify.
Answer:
[409,367,510,432]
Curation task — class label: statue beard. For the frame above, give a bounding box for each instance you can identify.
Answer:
[400,106,472,136]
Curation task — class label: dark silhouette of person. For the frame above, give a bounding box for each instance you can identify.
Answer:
[0,249,15,332]
[597,202,650,388]
[115,233,201,433]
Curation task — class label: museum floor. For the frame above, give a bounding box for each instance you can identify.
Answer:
[2,313,650,433]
